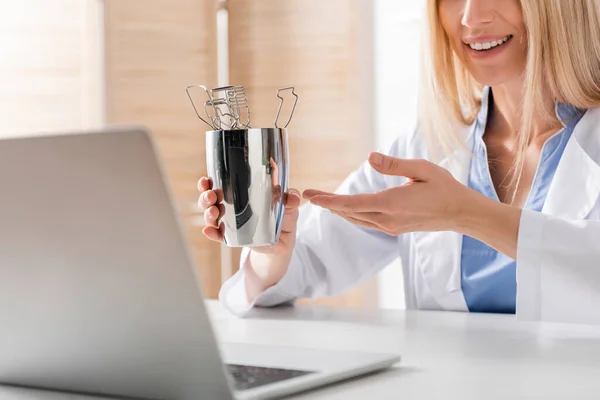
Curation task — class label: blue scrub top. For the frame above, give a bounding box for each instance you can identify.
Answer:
[460,88,586,314]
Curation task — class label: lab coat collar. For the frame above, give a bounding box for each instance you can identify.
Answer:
[543,106,600,218]
[413,89,600,312]
[411,90,488,312]
[412,130,472,311]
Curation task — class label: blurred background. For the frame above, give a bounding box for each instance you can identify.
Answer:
[0,0,424,310]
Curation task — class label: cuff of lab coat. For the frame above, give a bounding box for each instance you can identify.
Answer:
[218,247,299,317]
[516,209,546,321]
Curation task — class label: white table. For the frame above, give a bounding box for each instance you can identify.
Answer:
[2,300,600,399]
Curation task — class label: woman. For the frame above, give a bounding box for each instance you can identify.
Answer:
[198,0,600,324]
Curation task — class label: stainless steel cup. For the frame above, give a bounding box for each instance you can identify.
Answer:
[206,128,289,247]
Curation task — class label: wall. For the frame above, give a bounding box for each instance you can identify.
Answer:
[373,0,425,309]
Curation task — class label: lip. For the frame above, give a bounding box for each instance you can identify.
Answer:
[464,35,513,60]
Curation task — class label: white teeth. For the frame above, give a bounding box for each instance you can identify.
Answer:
[469,35,511,51]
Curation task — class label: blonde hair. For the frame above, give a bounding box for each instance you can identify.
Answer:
[418,0,600,203]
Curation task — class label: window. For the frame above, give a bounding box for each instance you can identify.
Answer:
[0,0,103,137]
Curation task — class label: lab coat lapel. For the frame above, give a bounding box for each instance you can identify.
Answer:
[543,107,600,218]
[412,125,474,312]
[411,97,600,312]
[412,89,493,312]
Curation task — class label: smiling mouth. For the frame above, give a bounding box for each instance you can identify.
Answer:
[466,35,513,52]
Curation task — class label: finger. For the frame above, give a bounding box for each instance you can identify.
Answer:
[197,177,213,192]
[270,157,279,184]
[198,190,218,212]
[345,215,380,231]
[272,185,283,207]
[331,209,384,226]
[214,187,224,203]
[202,225,224,243]
[280,207,299,234]
[330,209,381,231]
[309,193,384,212]
[285,188,302,210]
[281,190,301,234]
[368,152,430,180]
[204,205,220,227]
[302,189,334,200]
[340,211,384,224]
[216,204,226,223]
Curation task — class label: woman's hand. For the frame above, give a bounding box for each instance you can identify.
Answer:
[197,177,303,300]
[303,152,470,235]
[304,152,522,259]
[197,177,226,242]
[197,177,301,256]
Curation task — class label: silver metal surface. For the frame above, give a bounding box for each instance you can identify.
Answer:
[186,84,253,131]
[186,84,299,132]
[185,84,217,130]
[206,128,289,247]
[211,85,251,130]
[187,83,298,247]
[274,87,299,129]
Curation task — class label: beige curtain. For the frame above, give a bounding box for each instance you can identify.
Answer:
[104,0,222,297]
[226,0,378,308]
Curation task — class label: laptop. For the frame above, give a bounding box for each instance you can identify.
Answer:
[0,127,400,400]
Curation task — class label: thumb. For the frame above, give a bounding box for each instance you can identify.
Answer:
[280,189,300,235]
[368,152,427,180]
[284,188,302,210]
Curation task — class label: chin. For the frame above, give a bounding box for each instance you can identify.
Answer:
[469,71,522,88]
[458,49,527,89]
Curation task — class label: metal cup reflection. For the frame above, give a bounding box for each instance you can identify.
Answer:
[205,128,289,247]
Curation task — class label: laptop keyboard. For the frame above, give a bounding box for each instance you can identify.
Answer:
[225,364,314,391]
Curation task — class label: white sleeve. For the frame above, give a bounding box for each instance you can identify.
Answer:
[219,137,406,316]
[516,209,600,324]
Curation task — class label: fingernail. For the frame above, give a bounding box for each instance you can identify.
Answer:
[203,191,209,201]
[370,153,383,166]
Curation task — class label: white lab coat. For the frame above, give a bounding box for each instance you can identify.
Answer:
[219,104,600,325]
